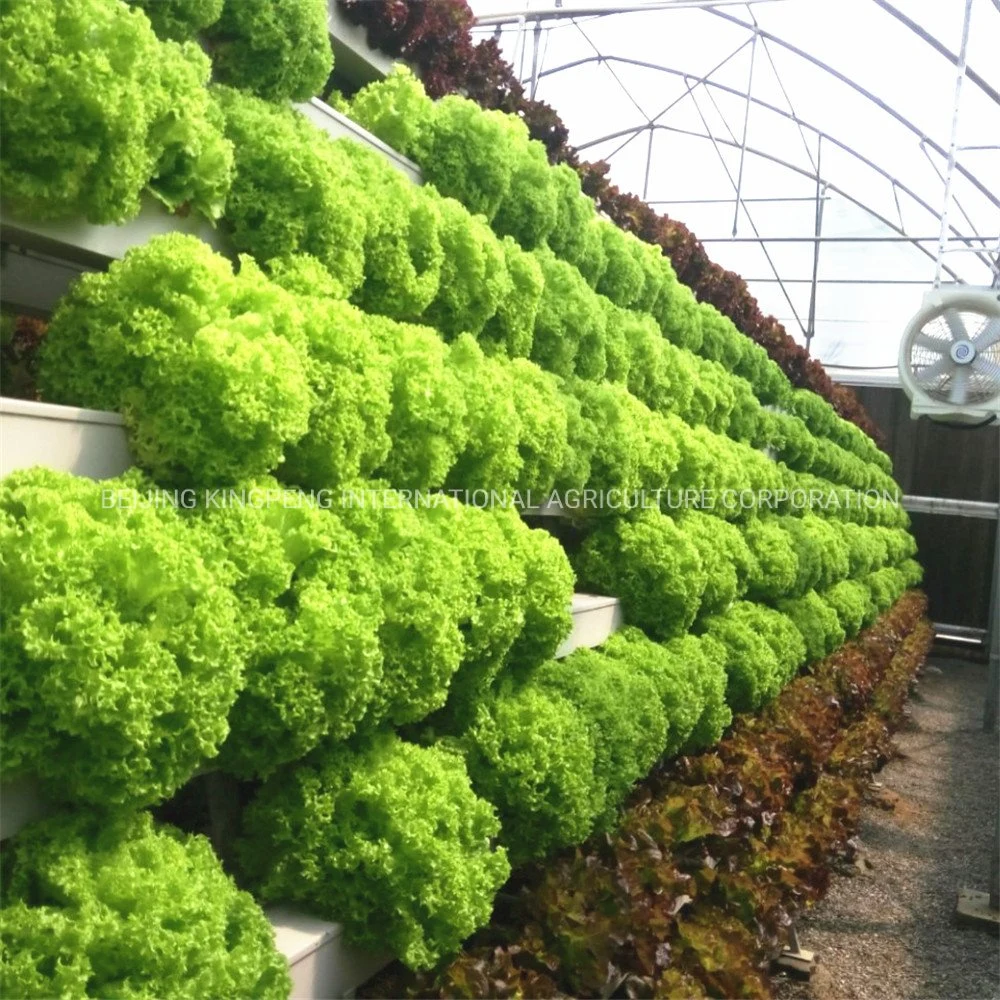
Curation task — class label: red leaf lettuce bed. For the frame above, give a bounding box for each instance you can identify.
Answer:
[363,590,933,998]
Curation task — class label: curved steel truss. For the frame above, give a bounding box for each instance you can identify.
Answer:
[471,0,1000,368]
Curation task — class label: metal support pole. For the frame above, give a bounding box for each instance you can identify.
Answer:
[985,494,999,733]
[934,0,974,287]
[642,125,655,200]
[805,135,825,356]
[892,181,904,230]
[950,465,998,929]
[990,808,999,911]
[732,29,757,237]
[685,86,808,338]
[985,442,999,918]
[919,140,986,260]
[902,496,999,519]
[514,14,527,82]
[529,20,543,99]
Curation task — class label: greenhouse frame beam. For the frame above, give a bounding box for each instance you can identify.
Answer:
[934,0,975,288]
[757,31,817,174]
[588,42,756,162]
[492,4,997,209]
[473,0,785,26]
[741,277,943,285]
[731,28,758,237]
[591,121,967,283]
[594,40,755,163]
[571,20,652,129]
[683,83,809,335]
[920,141,981,251]
[704,8,999,209]
[869,0,1000,109]
[480,0,1000,113]
[555,56,995,270]
[649,196,829,204]
[697,235,992,243]
[806,138,825,353]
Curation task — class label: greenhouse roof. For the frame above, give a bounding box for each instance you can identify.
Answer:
[470,0,1000,377]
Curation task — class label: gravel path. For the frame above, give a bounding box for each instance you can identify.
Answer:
[775,655,1000,1000]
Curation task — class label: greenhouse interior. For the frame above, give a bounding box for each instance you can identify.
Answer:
[1,0,999,998]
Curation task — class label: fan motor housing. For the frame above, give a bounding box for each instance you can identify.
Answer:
[950,340,975,365]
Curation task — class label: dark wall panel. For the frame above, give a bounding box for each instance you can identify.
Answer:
[906,513,996,629]
[851,385,998,630]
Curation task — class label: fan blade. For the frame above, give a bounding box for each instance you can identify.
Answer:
[972,317,1000,351]
[942,308,967,341]
[973,355,1000,383]
[913,332,948,354]
[948,366,970,406]
[916,355,954,382]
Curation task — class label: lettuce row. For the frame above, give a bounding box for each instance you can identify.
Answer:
[37,233,908,533]
[574,507,920,677]
[347,68,891,475]
[126,0,223,41]
[702,602,807,712]
[1,0,233,224]
[212,490,574,761]
[101,77,886,496]
[770,410,898,494]
[0,467,246,807]
[460,533,918,860]
[39,234,314,486]
[789,388,893,474]
[462,627,730,863]
[2,16,890,482]
[0,811,290,999]
[0,465,576,800]
[204,0,331,102]
[239,733,510,971]
[222,90,792,460]
[2,471,565,973]
[349,71,784,390]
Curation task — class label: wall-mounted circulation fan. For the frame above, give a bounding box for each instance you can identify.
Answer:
[898,287,1000,424]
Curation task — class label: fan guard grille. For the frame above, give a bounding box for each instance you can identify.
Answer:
[908,310,1000,406]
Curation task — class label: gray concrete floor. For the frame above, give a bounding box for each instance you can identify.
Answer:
[775,655,1000,1000]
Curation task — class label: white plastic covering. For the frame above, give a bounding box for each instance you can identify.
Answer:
[471,0,1000,375]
